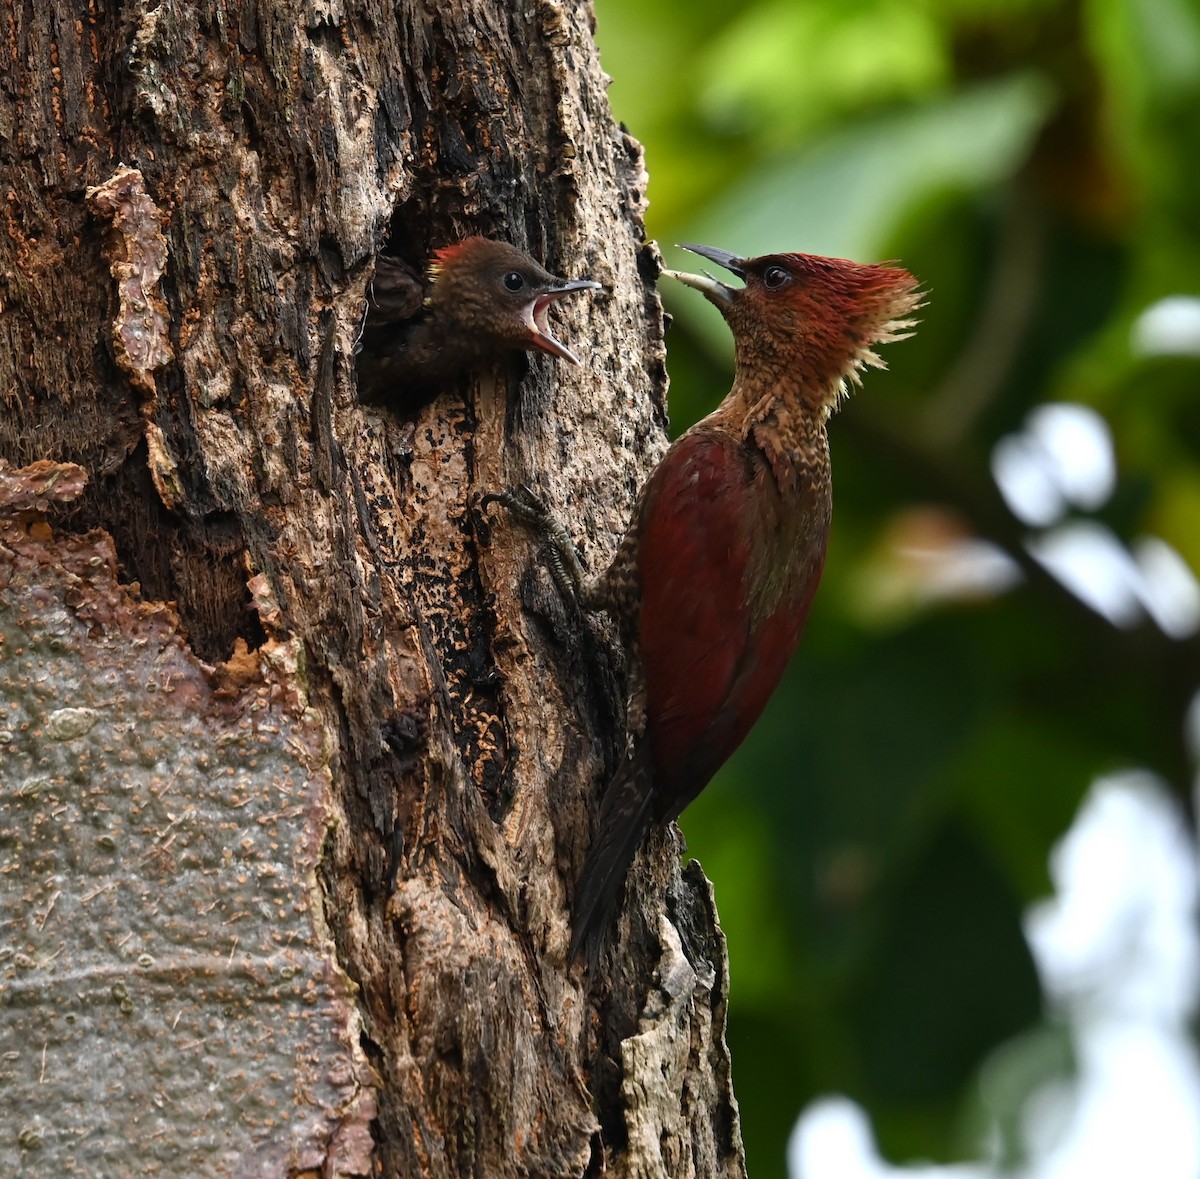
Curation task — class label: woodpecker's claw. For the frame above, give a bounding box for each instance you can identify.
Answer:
[479,486,587,603]
[479,484,548,522]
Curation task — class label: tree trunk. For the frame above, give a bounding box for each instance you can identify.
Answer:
[0,1,746,1176]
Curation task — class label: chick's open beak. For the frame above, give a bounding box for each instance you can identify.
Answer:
[526,278,602,366]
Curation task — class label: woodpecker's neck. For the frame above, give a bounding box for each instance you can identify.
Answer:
[731,329,860,417]
[708,372,834,495]
[402,305,493,379]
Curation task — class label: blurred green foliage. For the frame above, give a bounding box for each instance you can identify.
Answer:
[593,0,1200,1173]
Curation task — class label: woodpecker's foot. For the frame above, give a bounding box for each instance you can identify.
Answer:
[479,485,587,604]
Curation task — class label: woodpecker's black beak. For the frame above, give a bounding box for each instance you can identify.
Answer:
[662,243,746,306]
[545,278,605,297]
[527,278,602,366]
[677,244,747,278]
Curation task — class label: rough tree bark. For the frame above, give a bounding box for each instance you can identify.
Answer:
[0,1,746,1176]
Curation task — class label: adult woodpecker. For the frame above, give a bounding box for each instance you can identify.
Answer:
[356,237,601,403]
[489,244,921,965]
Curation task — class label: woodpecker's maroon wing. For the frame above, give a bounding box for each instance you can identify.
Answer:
[570,428,828,963]
[636,429,827,817]
[659,565,823,820]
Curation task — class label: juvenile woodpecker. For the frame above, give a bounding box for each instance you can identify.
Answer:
[357,237,601,403]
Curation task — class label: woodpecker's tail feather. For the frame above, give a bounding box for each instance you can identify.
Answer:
[569,753,657,970]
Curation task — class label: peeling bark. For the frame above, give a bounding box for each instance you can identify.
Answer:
[0,3,746,1176]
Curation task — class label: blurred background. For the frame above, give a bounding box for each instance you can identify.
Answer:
[591,0,1200,1175]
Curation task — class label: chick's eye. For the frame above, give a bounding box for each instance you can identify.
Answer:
[503,271,525,292]
[762,266,791,290]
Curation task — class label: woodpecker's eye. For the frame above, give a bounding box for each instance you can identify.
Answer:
[503,271,526,292]
[762,265,791,290]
